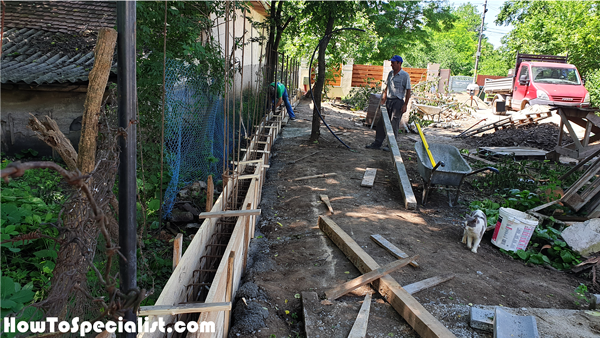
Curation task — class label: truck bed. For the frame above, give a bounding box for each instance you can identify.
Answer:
[483,77,513,94]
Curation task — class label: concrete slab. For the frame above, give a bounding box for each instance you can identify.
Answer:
[469,307,494,332]
[494,306,539,338]
[561,218,600,256]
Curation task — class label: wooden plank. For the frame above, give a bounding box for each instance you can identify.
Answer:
[224,251,235,338]
[326,256,416,300]
[198,209,261,219]
[320,194,334,214]
[559,109,584,151]
[381,107,417,209]
[403,274,455,295]
[348,293,372,338]
[463,154,496,166]
[370,234,419,268]
[173,233,183,270]
[319,216,456,338]
[292,172,337,181]
[138,302,231,316]
[480,146,548,157]
[361,168,377,188]
[302,291,321,338]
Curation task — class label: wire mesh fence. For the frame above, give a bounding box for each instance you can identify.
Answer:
[162,59,231,218]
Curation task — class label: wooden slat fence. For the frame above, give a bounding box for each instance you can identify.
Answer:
[352,65,428,87]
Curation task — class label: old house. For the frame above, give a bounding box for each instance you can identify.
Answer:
[1,1,117,156]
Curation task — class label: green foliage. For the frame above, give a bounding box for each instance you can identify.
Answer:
[466,157,584,270]
[341,83,381,110]
[572,283,590,306]
[1,160,63,322]
[585,68,600,108]
[496,1,600,76]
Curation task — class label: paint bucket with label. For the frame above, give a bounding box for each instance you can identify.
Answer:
[491,207,539,252]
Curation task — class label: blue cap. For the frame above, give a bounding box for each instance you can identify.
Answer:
[390,55,403,63]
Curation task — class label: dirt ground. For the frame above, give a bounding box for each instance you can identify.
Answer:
[228,98,590,338]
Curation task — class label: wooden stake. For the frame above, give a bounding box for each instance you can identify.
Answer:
[206,175,214,212]
[326,256,417,300]
[27,115,79,171]
[348,293,372,338]
[173,233,183,270]
[288,151,319,164]
[319,216,456,338]
[320,194,334,214]
[292,173,337,181]
[370,234,419,268]
[224,251,235,338]
[402,274,455,294]
[77,28,118,174]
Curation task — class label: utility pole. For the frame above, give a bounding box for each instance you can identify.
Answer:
[473,0,488,83]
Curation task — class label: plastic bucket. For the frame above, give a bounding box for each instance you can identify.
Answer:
[491,208,539,252]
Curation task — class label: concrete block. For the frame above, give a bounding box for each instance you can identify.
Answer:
[469,307,494,332]
[561,218,600,256]
[494,306,539,338]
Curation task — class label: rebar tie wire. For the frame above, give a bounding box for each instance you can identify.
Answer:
[308,27,365,150]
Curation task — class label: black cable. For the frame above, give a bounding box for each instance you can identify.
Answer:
[308,27,365,150]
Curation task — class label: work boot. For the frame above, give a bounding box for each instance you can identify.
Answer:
[365,143,381,150]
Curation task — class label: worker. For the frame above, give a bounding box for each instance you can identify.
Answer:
[270,82,296,120]
[366,55,411,150]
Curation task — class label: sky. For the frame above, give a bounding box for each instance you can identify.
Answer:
[449,0,514,49]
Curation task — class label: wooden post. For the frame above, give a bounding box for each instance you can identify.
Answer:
[224,251,235,338]
[173,233,183,270]
[206,175,214,212]
[76,28,118,174]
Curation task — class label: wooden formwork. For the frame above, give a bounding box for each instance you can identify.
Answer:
[139,111,282,338]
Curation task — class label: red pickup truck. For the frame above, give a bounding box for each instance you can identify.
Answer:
[483,53,590,111]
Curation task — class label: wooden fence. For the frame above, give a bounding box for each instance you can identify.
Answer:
[351,64,427,87]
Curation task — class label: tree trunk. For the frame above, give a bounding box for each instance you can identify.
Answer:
[310,12,335,142]
[77,28,117,174]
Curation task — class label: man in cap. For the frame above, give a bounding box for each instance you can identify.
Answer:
[366,55,411,150]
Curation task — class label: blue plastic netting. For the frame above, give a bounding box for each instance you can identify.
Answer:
[162,59,230,218]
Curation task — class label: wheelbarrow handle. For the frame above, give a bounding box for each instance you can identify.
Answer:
[432,161,445,173]
[467,167,499,176]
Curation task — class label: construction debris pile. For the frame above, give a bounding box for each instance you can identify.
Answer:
[467,123,571,151]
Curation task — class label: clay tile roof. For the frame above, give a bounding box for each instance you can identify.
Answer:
[1,1,117,85]
[4,1,116,33]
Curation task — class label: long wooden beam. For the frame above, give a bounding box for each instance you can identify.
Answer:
[380,107,417,209]
[138,302,231,316]
[318,216,456,338]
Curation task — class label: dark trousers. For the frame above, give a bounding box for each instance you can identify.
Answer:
[373,98,404,146]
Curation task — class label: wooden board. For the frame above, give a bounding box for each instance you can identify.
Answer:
[138,302,231,316]
[348,293,372,338]
[402,274,455,295]
[198,209,261,219]
[480,146,548,158]
[370,234,419,268]
[381,107,417,209]
[361,168,377,188]
[320,194,334,214]
[325,256,417,300]
[319,216,456,338]
[302,291,321,338]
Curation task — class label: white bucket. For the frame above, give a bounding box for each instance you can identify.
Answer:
[491,207,539,252]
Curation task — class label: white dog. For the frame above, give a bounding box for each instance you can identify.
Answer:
[462,210,487,253]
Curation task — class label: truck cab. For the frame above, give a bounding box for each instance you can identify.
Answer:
[511,58,590,110]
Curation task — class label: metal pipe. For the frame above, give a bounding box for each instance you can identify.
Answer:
[117,2,137,335]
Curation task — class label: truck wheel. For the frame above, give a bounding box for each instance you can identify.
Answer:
[521,101,531,110]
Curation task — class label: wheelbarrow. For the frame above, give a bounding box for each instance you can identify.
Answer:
[415,142,498,206]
